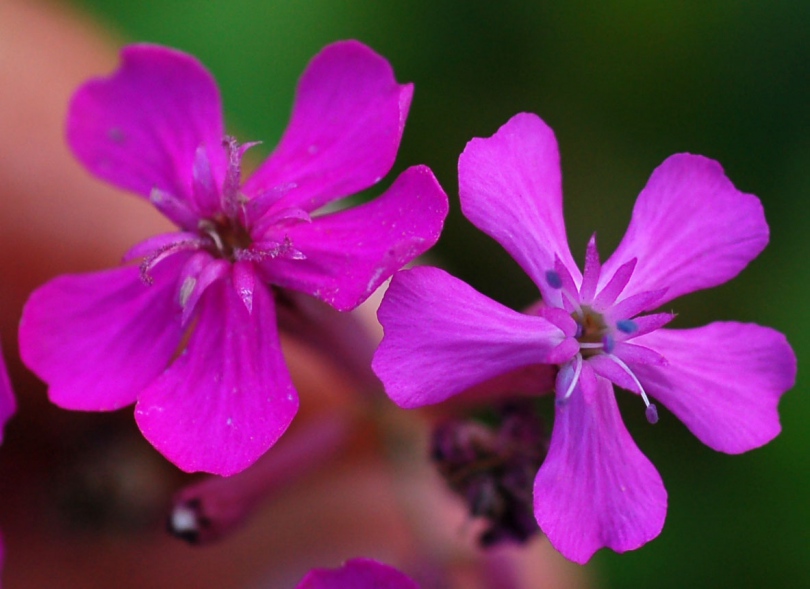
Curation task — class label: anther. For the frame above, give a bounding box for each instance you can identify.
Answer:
[546,269,583,317]
[602,334,615,354]
[645,404,659,425]
[616,319,639,334]
[545,270,563,289]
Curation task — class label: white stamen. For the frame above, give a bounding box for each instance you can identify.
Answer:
[208,229,225,255]
[179,277,196,308]
[560,354,583,403]
[607,353,658,424]
[607,353,651,406]
[579,342,603,350]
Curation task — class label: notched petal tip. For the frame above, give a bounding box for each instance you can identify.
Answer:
[534,377,667,563]
[68,43,225,201]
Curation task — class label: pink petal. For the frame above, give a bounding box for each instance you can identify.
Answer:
[0,345,16,443]
[592,258,637,311]
[179,258,230,326]
[534,367,667,564]
[458,113,580,307]
[135,280,298,475]
[372,266,572,409]
[19,259,186,411]
[601,154,769,305]
[67,44,225,212]
[244,40,412,213]
[232,260,255,313]
[579,234,602,303]
[296,559,419,589]
[257,165,448,311]
[631,322,796,454]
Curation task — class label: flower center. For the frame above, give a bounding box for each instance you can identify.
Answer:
[198,215,252,262]
[573,306,609,359]
[545,268,659,424]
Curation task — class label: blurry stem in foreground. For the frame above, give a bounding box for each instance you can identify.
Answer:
[169,411,354,544]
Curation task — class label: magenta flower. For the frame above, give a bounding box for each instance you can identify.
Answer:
[372,113,796,563]
[296,559,418,589]
[0,349,15,446]
[19,41,447,476]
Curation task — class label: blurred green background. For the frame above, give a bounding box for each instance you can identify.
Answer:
[71,0,809,586]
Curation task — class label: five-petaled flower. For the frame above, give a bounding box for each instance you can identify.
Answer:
[19,41,448,476]
[372,112,796,563]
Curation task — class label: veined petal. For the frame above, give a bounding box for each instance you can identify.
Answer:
[67,44,226,208]
[244,40,412,212]
[631,323,796,454]
[372,266,571,409]
[19,258,186,411]
[534,368,667,564]
[296,559,419,589]
[601,154,769,305]
[135,281,298,476]
[257,165,448,311]
[459,113,580,307]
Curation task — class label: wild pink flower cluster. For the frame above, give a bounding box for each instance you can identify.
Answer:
[6,38,797,583]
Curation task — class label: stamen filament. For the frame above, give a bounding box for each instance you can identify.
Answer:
[607,353,658,424]
[578,342,603,349]
[560,354,583,403]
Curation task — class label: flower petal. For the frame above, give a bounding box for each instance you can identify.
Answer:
[19,259,185,411]
[579,234,602,303]
[0,345,16,443]
[534,368,667,564]
[372,266,571,409]
[67,44,225,208]
[631,322,796,454]
[244,40,412,213]
[135,280,298,475]
[257,165,448,311]
[601,154,769,305]
[296,559,419,589]
[458,112,579,306]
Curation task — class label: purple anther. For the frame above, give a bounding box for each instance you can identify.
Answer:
[545,270,563,289]
[602,334,615,354]
[645,403,659,425]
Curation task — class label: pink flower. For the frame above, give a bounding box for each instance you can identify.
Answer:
[19,42,447,476]
[0,347,15,447]
[296,559,418,589]
[372,113,796,563]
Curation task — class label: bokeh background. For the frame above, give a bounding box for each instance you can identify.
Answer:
[6,0,810,587]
